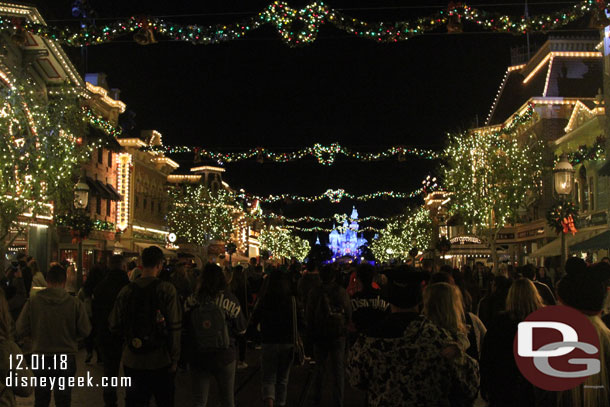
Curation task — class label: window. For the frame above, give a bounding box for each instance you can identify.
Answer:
[106,199,111,217]
[158,202,162,213]
[150,200,154,213]
[143,198,147,210]
[97,148,103,164]
[135,196,139,209]
[107,151,112,168]
[96,196,101,215]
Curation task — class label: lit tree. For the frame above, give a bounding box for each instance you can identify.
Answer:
[370,207,432,263]
[443,119,543,269]
[260,226,310,262]
[167,185,238,246]
[0,74,92,269]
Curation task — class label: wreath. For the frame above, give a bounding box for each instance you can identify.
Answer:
[546,200,578,235]
[56,212,94,241]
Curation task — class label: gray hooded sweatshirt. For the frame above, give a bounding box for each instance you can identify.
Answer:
[16,287,91,354]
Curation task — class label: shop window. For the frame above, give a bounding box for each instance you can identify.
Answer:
[97,148,103,164]
[96,196,101,215]
[107,151,112,168]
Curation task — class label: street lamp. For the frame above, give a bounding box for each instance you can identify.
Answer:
[553,154,574,273]
[73,176,89,289]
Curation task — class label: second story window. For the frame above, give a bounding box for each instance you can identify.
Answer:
[135,196,139,209]
[106,198,111,217]
[143,198,147,210]
[107,151,112,168]
[96,196,101,215]
[97,148,104,164]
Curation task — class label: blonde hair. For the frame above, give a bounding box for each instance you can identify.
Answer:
[423,282,467,335]
[0,290,13,341]
[557,315,610,407]
[505,278,544,320]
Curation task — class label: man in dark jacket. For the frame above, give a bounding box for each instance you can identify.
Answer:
[16,264,91,407]
[109,247,181,407]
[521,264,556,305]
[306,266,352,407]
[92,255,129,407]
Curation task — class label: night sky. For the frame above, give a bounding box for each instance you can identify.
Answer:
[32,1,596,240]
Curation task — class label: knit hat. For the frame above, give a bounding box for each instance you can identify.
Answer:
[557,258,610,314]
[386,267,428,309]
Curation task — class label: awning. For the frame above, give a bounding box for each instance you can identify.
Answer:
[570,229,610,252]
[85,177,108,198]
[529,228,607,257]
[105,183,123,201]
[134,242,177,257]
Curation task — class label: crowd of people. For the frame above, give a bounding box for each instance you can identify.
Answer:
[0,248,609,407]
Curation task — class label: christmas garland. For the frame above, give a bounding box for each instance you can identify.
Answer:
[83,107,122,138]
[4,1,605,48]
[555,136,606,165]
[92,219,116,232]
[546,200,579,234]
[262,213,390,223]
[237,187,423,203]
[286,224,383,233]
[148,143,439,166]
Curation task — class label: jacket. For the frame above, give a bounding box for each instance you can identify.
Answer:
[347,312,479,407]
[92,268,129,347]
[16,287,91,354]
[350,289,390,335]
[305,282,352,342]
[109,277,181,370]
[0,339,32,407]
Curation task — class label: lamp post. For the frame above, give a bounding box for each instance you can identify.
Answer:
[553,154,575,273]
[73,176,89,290]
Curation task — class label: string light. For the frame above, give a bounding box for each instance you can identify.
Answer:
[261,213,390,223]
[3,1,604,48]
[557,136,606,165]
[147,142,439,166]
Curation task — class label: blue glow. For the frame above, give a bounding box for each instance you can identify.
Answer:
[327,206,368,258]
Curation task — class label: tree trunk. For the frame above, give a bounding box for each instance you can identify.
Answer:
[0,241,6,278]
[489,229,499,272]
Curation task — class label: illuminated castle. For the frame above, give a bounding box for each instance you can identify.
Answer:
[326,207,368,258]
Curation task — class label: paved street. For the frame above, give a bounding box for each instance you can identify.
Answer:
[15,348,368,407]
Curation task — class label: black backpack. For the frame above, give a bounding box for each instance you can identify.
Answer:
[314,286,346,339]
[124,279,167,354]
[189,296,230,353]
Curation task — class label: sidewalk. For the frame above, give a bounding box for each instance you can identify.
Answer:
[15,348,367,406]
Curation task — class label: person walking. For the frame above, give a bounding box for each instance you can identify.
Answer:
[183,263,246,407]
[480,278,548,407]
[347,269,480,407]
[250,270,299,407]
[0,289,32,406]
[109,246,181,407]
[16,264,91,407]
[92,255,130,407]
[306,266,352,407]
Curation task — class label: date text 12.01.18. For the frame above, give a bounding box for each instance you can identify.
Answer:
[10,354,68,371]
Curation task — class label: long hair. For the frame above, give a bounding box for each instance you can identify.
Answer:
[0,289,13,340]
[557,315,610,407]
[505,278,544,320]
[196,263,227,299]
[423,282,467,335]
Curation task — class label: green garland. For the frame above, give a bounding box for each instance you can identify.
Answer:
[92,219,116,232]
[3,1,604,48]
[546,200,579,234]
[55,213,94,239]
[555,136,606,165]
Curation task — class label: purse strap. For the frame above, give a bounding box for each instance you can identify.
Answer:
[291,296,298,346]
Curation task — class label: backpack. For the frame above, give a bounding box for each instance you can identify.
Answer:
[190,296,230,352]
[124,279,167,354]
[314,286,346,339]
